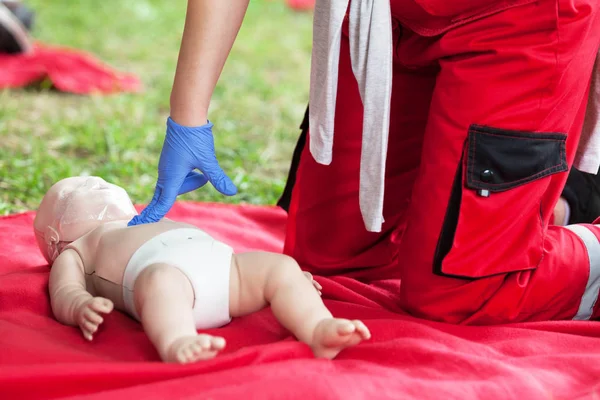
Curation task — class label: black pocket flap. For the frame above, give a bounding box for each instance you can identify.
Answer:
[465,125,568,192]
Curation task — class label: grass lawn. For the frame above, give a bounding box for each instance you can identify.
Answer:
[0,0,313,215]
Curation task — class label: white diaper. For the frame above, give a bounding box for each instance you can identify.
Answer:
[122,228,233,329]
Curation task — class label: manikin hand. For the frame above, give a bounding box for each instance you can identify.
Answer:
[76,297,114,341]
[303,271,322,296]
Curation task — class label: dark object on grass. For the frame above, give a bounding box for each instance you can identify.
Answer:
[3,0,34,29]
[0,1,34,54]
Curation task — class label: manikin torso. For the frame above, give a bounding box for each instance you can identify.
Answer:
[66,218,200,313]
[33,176,225,315]
[35,177,371,364]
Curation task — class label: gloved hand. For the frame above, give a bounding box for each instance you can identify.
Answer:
[128,117,237,226]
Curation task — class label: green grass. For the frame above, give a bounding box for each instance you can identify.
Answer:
[0,0,313,215]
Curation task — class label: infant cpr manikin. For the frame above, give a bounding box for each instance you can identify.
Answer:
[34,176,371,363]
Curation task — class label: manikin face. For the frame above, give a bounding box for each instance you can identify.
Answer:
[33,176,138,263]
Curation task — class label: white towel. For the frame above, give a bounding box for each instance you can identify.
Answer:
[309,0,393,233]
[575,50,600,175]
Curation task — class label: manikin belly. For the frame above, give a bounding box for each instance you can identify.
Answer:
[92,274,127,313]
[91,244,136,313]
[89,220,201,313]
[94,258,128,286]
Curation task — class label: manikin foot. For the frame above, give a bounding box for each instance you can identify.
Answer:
[310,318,371,359]
[164,334,227,364]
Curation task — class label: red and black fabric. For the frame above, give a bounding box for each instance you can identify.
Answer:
[561,167,600,224]
[277,107,308,212]
[3,203,600,399]
[283,0,600,324]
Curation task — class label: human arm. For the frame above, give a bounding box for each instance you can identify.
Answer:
[129,0,248,226]
[553,197,570,226]
[170,0,250,126]
[49,249,113,340]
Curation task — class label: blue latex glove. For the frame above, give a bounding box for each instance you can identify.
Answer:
[128,117,237,226]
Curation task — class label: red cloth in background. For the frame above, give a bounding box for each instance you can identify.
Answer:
[0,43,140,94]
[1,201,600,399]
[286,0,315,11]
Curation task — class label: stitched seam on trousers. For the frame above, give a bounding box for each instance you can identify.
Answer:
[538,0,561,124]
[436,265,537,280]
[470,128,567,141]
[393,0,537,37]
[537,197,546,270]
[468,129,476,192]
[470,166,565,187]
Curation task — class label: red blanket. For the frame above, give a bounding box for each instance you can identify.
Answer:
[0,43,140,94]
[2,202,600,399]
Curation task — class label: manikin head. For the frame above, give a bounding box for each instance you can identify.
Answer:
[33,176,138,264]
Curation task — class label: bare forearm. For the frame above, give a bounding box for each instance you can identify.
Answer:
[170,0,250,126]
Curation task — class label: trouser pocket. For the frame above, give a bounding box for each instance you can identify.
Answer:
[433,124,568,279]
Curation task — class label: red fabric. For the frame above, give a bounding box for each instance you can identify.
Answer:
[2,201,600,399]
[286,0,315,11]
[0,43,140,94]
[285,0,600,324]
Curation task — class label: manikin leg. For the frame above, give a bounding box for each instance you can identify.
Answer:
[230,252,370,359]
[133,263,225,363]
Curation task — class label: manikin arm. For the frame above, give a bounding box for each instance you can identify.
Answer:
[170,0,250,126]
[49,249,92,326]
[49,249,113,340]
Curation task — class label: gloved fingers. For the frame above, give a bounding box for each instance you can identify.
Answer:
[149,184,182,221]
[203,161,237,196]
[127,215,143,227]
[127,189,161,226]
[132,187,173,224]
[211,171,237,196]
[178,171,209,195]
[143,170,188,222]
[143,188,161,216]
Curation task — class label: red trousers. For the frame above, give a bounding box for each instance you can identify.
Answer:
[284,0,600,324]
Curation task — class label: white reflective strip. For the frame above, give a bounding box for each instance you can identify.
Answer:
[565,225,600,320]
